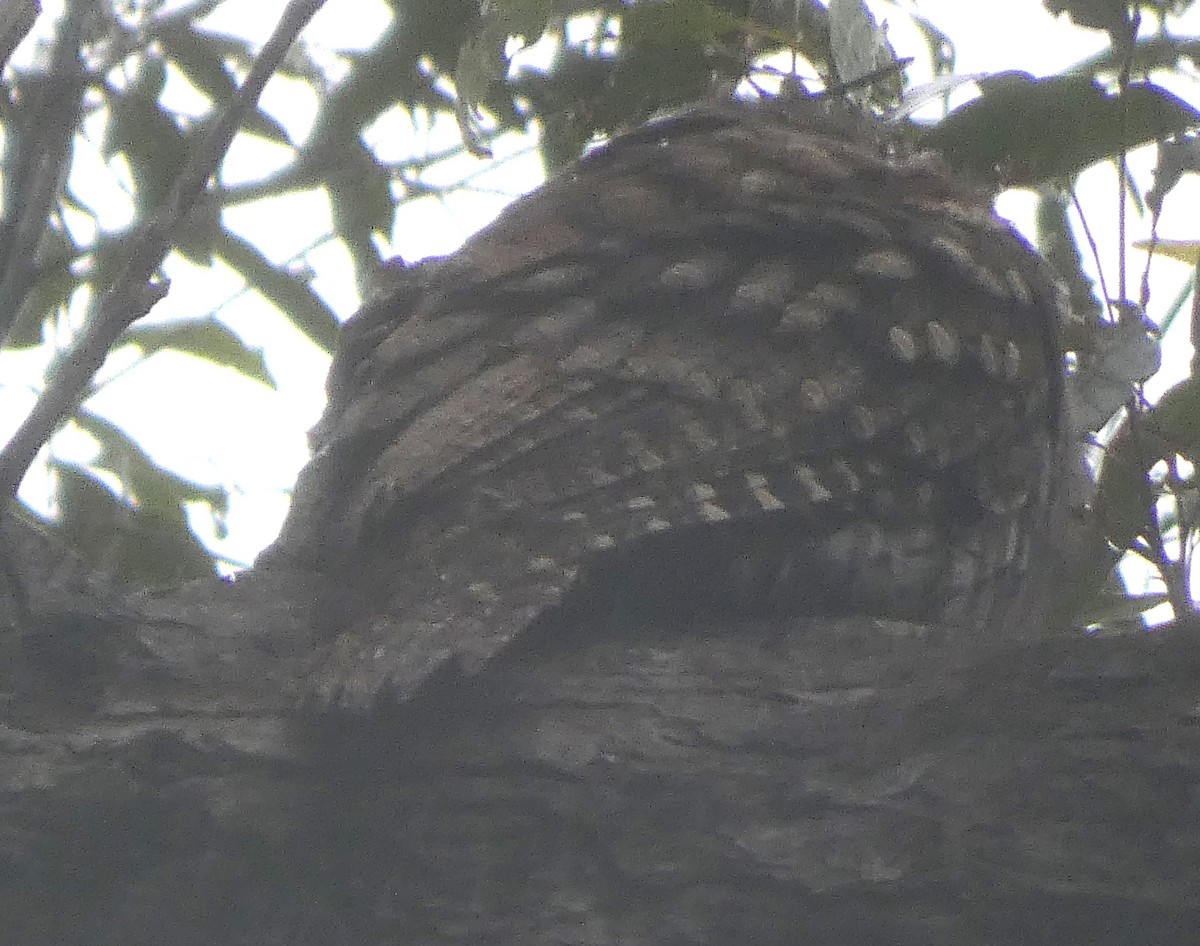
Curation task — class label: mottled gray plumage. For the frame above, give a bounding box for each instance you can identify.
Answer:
[263,96,1067,709]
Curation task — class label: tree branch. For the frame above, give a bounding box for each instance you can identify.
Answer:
[2,565,1198,943]
[0,0,329,504]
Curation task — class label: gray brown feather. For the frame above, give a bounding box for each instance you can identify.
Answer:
[261,96,1067,709]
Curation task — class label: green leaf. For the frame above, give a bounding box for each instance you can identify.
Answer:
[305,3,477,154]
[1079,33,1200,78]
[1146,376,1200,464]
[925,74,1200,185]
[454,21,511,118]
[157,24,294,146]
[3,228,79,349]
[905,12,956,76]
[829,0,901,93]
[171,191,222,267]
[1094,428,1158,550]
[486,0,554,40]
[74,412,229,520]
[158,22,237,104]
[453,0,555,124]
[609,0,740,124]
[123,318,276,389]
[326,139,391,293]
[1048,517,1125,631]
[743,0,833,74]
[49,459,217,586]
[215,229,340,352]
[1043,0,1129,36]
[103,83,190,214]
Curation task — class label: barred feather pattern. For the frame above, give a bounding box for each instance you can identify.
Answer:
[264,97,1068,709]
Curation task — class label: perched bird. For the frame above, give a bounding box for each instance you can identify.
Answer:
[262,95,1068,709]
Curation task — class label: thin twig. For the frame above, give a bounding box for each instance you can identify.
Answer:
[0,0,329,504]
[1115,13,1137,308]
[1068,188,1113,318]
[820,58,914,99]
[217,123,517,207]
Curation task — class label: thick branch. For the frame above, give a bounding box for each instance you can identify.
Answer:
[0,560,1197,944]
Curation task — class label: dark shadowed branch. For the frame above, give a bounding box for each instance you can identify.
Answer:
[1,564,1197,944]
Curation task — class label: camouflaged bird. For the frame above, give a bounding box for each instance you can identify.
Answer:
[261,95,1068,709]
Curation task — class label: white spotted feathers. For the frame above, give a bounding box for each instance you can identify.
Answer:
[267,96,1065,709]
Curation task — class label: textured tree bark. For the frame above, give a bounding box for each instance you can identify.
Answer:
[1,532,1197,945]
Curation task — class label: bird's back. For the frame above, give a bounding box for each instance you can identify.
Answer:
[262,96,1068,709]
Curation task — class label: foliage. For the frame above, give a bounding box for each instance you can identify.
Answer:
[2,0,1200,626]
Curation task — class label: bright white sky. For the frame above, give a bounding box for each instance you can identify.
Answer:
[4,0,1200,573]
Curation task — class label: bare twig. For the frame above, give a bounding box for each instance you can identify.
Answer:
[820,57,914,99]
[0,0,329,504]
[1115,10,1137,308]
[1068,187,1113,319]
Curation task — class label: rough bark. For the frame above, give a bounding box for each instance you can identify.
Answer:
[1,520,1197,945]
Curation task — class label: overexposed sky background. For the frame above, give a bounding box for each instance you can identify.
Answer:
[4,0,1200,572]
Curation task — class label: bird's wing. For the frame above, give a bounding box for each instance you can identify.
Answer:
[268,99,1066,709]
